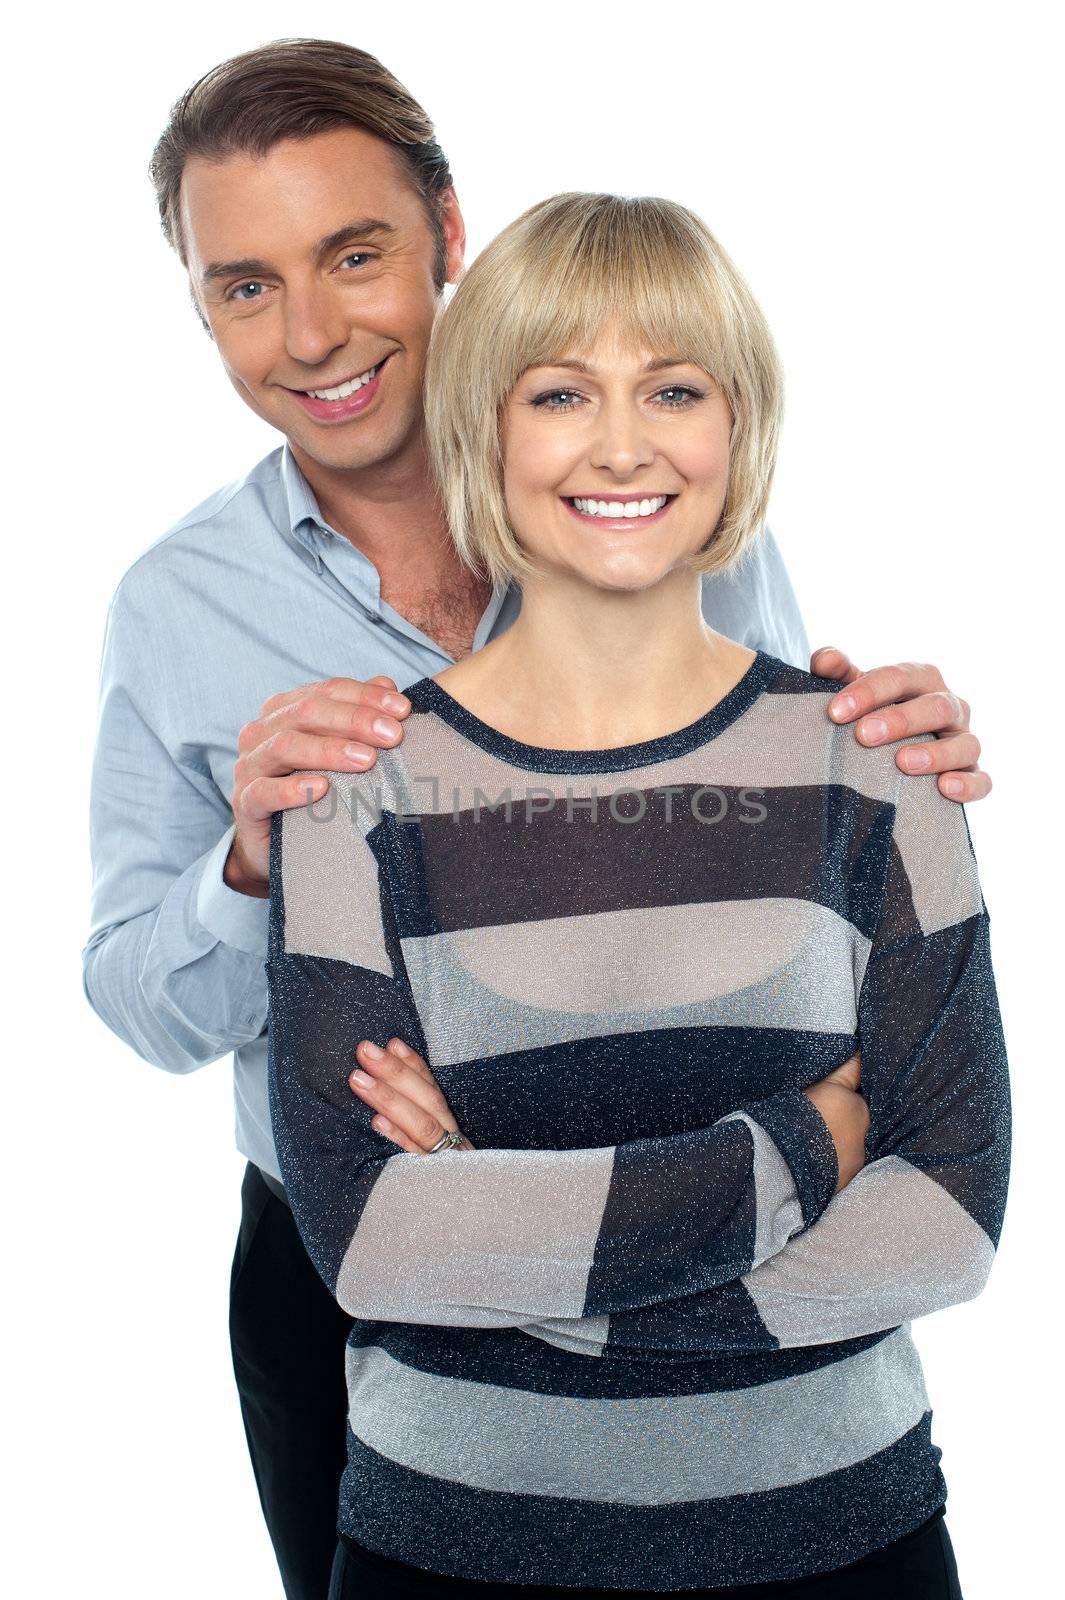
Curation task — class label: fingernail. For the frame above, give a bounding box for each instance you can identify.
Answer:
[830,694,857,720]
[343,744,372,764]
[373,717,400,739]
[942,777,963,796]
[361,1042,384,1059]
[902,747,931,770]
[861,717,888,743]
[350,1069,374,1086]
[382,693,409,713]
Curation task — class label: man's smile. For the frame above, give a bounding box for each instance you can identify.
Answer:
[284,353,394,422]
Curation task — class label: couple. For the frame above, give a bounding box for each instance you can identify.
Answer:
[264,121,1010,1600]
[82,35,1007,1600]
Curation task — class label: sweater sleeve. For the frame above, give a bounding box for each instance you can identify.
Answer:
[522,773,1012,1357]
[265,781,840,1328]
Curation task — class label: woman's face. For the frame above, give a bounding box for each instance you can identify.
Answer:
[500,320,734,594]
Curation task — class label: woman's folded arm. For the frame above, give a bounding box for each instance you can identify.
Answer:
[265,798,841,1328]
[522,783,1012,1357]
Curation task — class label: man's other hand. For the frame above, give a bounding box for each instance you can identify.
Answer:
[810,646,990,804]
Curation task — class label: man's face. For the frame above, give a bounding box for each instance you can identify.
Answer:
[181,125,464,476]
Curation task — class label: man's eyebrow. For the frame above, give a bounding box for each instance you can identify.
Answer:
[314,218,397,258]
[200,219,398,287]
[536,354,696,374]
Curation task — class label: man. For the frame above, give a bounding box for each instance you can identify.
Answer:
[82,37,989,1600]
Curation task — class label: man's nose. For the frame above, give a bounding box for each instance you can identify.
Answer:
[283,279,352,368]
[587,402,655,477]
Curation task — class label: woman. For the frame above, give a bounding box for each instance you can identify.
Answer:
[265,194,1009,1598]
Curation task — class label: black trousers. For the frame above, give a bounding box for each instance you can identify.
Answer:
[230,1161,964,1600]
[329,1514,963,1599]
[230,1160,355,1600]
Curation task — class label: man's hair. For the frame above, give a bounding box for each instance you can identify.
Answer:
[149,37,454,288]
[424,192,786,590]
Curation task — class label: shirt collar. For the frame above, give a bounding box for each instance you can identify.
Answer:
[275,440,519,632]
[278,441,330,565]
[277,441,383,609]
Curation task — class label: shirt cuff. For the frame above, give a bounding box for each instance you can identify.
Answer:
[195,824,270,958]
[738,1086,839,1231]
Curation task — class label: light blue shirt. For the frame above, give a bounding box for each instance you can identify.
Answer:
[82,443,811,1180]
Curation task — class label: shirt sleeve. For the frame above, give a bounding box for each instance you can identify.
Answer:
[266,780,842,1328]
[81,581,270,1072]
[700,524,811,670]
[523,771,1012,1357]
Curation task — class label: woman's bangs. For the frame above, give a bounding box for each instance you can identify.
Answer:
[510,248,720,384]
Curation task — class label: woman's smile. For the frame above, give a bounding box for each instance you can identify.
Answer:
[563,492,678,529]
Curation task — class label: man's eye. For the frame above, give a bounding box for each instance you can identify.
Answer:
[230,282,265,302]
[339,253,372,269]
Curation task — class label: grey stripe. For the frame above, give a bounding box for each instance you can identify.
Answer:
[344,1326,930,1502]
[892,780,985,935]
[404,899,867,1067]
[280,772,393,971]
[521,1314,612,1357]
[743,1155,997,1345]
[392,689,906,808]
[336,1144,615,1324]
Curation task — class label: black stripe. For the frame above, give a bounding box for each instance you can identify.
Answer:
[373,782,899,943]
[338,1416,946,1589]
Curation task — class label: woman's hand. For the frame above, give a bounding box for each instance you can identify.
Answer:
[349,1038,476,1154]
[810,647,989,803]
[803,1049,869,1193]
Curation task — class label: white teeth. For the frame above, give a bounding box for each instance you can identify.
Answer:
[571,495,670,519]
[305,361,381,400]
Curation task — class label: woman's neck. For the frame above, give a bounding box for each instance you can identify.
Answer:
[433,567,755,750]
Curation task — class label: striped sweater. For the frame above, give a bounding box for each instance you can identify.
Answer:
[265,648,1011,1590]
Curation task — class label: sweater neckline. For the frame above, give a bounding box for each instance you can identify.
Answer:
[403,649,778,774]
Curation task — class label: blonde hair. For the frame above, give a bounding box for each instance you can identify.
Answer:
[424,192,785,590]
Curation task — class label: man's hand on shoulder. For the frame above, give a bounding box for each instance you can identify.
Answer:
[809,646,990,804]
[226,673,412,893]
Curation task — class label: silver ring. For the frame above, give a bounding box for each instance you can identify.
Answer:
[426,1128,467,1154]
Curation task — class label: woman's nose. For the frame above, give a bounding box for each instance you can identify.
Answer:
[587,404,655,477]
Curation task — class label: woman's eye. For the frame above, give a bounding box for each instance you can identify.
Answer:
[530,385,703,411]
[656,385,702,407]
[532,390,582,410]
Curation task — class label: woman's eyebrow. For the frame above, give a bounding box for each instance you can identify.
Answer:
[533,355,695,375]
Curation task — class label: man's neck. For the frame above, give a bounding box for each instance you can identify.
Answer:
[289,435,452,587]
[288,434,494,661]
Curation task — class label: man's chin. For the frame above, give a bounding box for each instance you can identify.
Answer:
[283,418,406,477]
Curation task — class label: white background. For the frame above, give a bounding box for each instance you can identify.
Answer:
[5,2,1060,1595]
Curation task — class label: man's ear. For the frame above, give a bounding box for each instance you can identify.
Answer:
[440,185,466,284]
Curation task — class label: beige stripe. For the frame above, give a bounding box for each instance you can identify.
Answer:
[405,898,867,1066]
[743,1155,996,1345]
[344,1325,930,1502]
